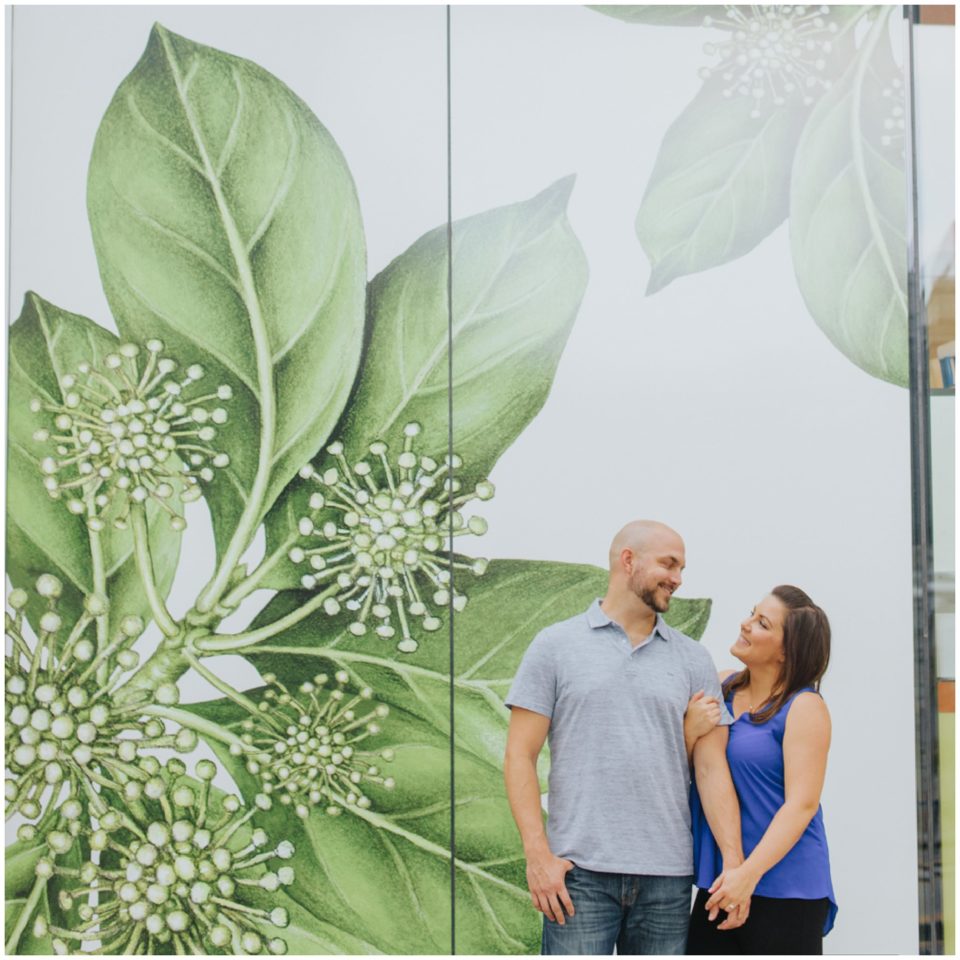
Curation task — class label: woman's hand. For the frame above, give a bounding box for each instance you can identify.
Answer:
[685,690,721,742]
[704,863,761,927]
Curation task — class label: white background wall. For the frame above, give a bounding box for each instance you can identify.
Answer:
[7,5,920,954]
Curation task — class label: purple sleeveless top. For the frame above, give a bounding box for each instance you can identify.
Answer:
[691,683,837,935]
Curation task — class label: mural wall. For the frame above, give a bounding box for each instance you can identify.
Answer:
[6,5,917,954]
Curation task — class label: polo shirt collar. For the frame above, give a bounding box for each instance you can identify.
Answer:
[585,599,671,641]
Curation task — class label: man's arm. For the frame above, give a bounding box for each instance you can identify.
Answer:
[692,725,748,930]
[684,690,721,763]
[504,706,574,925]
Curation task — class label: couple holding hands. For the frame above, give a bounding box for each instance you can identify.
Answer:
[504,520,835,955]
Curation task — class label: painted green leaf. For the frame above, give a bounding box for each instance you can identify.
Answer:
[588,5,711,26]
[4,839,46,901]
[241,559,710,692]
[453,560,711,697]
[87,23,366,557]
[5,832,83,954]
[7,292,181,634]
[634,5,865,293]
[637,78,810,293]
[789,13,908,386]
[244,888,382,955]
[3,839,54,956]
[5,886,53,955]
[189,646,539,954]
[590,5,871,28]
[262,177,588,588]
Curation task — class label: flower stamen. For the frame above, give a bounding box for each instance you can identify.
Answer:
[30,341,232,531]
[292,423,492,652]
[236,671,395,819]
[700,5,840,119]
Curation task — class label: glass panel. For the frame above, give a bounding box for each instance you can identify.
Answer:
[5,6,451,954]
[453,5,915,954]
[912,11,955,953]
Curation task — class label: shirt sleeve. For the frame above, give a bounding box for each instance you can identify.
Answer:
[504,630,557,720]
[692,646,734,726]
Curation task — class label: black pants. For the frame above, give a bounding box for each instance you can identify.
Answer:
[687,888,829,955]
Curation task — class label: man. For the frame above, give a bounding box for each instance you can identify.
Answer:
[503,520,746,955]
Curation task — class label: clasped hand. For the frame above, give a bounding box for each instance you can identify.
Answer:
[685,689,721,740]
[705,863,758,930]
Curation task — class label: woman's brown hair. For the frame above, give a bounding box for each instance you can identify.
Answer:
[725,584,831,724]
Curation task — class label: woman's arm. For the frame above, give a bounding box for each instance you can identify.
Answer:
[684,670,737,761]
[703,692,831,912]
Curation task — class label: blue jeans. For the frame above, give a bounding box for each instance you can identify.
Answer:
[541,866,693,955]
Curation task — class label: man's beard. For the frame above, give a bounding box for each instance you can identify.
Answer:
[632,577,671,613]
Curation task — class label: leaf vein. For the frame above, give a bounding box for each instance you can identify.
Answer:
[125,280,258,396]
[124,91,204,176]
[111,185,242,294]
[246,108,300,254]
[215,68,245,177]
[466,872,528,952]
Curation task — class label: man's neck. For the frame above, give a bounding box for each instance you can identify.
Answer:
[600,594,657,647]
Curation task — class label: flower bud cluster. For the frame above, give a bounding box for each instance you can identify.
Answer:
[5,578,194,831]
[879,74,904,154]
[293,423,492,652]
[31,339,232,531]
[235,671,395,818]
[32,758,294,955]
[699,5,840,119]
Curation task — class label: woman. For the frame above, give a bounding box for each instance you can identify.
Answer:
[685,584,836,955]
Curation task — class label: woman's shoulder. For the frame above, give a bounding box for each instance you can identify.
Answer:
[789,689,829,709]
[718,668,739,683]
[784,690,831,731]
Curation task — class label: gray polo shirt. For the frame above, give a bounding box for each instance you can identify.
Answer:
[506,599,732,876]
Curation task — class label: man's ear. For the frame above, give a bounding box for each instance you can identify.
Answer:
[620,548,634,573]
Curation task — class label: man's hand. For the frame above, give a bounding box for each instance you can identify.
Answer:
[526,849,575,924]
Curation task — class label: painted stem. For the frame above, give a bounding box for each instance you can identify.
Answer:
[184,651,263,717]
[251,644,457,683]
[130,502,179,638]
[220,533,297,610]
[87,498,110,685]
[141,703,251,752]
[5,875,46,954]
[117,638,188,698]
[196,583,340,652]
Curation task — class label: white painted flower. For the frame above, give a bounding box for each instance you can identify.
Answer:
[5,579,194,832]
[30,340,232,531]
[237,671,395,818]
[292,423,492,652]
[34,759,293,955]
[700,5,840,119]
[879,74,905,154]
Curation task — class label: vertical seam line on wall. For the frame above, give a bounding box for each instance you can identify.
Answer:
[6,6,15,329]
[902,5,943,953]
[445,5,456,954]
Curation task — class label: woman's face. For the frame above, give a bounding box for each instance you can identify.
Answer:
[730,594,787,669]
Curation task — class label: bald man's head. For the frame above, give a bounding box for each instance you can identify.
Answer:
[608,520,682,571]
[607,520,685,613]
